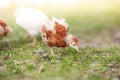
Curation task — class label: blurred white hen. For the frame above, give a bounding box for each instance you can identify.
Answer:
[14,7,51,45]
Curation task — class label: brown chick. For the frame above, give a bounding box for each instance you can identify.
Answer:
[0,18,13,40]
[41,18,80,55]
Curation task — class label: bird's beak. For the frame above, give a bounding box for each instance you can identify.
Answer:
[75,47,79,52]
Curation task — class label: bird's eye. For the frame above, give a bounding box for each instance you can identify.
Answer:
[43,34,46,37]
[72,43,76,46]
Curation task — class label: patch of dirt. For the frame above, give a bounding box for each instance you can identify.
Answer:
[80,31,120,48]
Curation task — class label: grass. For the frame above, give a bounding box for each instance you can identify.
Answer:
[0,3,120,80]
[0,45,120,80]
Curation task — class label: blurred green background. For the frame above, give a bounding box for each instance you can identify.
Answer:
[0,0,120,47]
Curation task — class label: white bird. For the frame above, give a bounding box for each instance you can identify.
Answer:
[14,7,52,45]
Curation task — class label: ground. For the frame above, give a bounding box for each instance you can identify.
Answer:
[0,5,120,80]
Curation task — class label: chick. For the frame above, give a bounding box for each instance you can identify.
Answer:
[41,18,80,55]
[14,7,50,45]
[0,18,13,40]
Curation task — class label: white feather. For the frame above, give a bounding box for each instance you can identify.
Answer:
[14,7,50,36]
[51,17,69,29]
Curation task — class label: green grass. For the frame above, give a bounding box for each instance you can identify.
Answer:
[0,45,120,80]
[0,4,120,80]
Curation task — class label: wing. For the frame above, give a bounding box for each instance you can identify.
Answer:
[41,18,69,41]
[41,23,68,47]
[47,36,67,47]
[54,21,68,38]
[51,18,69,38]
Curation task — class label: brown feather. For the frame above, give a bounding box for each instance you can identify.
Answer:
[0,19,8,36]
[0,19,7,27]
[47,35,67,47]
[54,22,68,38]
[41,25,68,47]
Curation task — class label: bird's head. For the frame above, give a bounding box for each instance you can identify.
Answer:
[66,34,80,52]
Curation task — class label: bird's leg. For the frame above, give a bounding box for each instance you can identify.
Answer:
[33,36,37,45]
[50,47,55,55]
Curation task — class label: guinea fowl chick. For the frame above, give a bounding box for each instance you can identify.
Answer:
[41,18,80,55]
[0,18,13,40]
